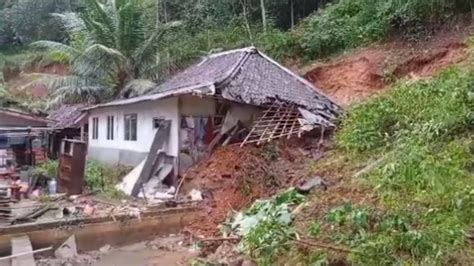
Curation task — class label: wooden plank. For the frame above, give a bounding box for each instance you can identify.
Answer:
[11,235,35,266]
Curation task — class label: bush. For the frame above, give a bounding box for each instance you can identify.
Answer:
[37,160,59,178]
[296,0,472,60]
[85,160,128,199]
[337,67,473,152]
[322,57,474,264]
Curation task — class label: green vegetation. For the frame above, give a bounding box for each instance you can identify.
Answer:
[85,160,128,200]
[296,0,472,59]
[298,52,473,264]
[37,160,59,178]
[223,188,305,265]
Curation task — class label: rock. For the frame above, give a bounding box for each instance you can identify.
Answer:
[83,205,95,216]
[297,176,328,192]
[241,260,258,266]
[55,235,78,259]
[99,244,111,253]
[188,189,203,201]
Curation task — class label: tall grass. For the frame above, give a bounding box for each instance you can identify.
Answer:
[296,0,472,60]
[324,55,474,264]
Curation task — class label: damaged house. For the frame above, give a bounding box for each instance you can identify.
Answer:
[82,47,342,196]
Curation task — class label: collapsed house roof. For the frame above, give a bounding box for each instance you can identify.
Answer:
[47,104,87,129]
[86,47,342,125]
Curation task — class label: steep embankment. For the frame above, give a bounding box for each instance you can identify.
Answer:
[288,38,474,265]
[300,29,472,106]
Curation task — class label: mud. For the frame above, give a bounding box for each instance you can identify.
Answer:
[183,140,319,237]
[304,33,470,106]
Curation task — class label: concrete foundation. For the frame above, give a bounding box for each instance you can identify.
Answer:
[88,146,147,167]
[0,206,198,256]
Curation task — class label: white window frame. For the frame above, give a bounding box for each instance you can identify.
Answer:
[92,117,99,140]
[124,114,137,141]
[106,115,114,140]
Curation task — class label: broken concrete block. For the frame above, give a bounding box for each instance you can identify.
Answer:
[83,205,95,216]
[55,235,78,259]
[189,189,203,201]
[297,176,328,192]
[99,244,111,253]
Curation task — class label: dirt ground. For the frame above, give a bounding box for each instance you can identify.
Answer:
[182,139,323,237]
[302,28,472,106]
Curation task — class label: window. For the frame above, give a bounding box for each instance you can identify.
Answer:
[106,116,114,140]
[153,118,166,129]
[92,117,99,140]
[124,114,137,141]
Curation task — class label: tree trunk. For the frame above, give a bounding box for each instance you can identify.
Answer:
[240,0,253,41]
[163,0,168,23]
[290,0,294,29]
[156,0,160,27]
[260,0,267,33]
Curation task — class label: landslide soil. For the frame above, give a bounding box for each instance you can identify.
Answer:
[301,29,471,106]
[182,140,322,237]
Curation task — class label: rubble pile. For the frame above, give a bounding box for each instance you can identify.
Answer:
[183,140,315,236]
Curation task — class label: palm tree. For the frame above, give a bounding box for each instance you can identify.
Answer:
[31,0,180,105]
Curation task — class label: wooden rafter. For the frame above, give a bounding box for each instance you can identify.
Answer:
[240,104,303,146]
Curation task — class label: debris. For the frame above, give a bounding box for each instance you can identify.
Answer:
[184,142,311,236]
[0,247,53,263]
[99,244,111,254]
[12,205,55,224]
[54,235,78,259]
[116,159,145,195]
[83,205,95,216]
[154,192,174,200]
[188,189,203,201]
[296,176,328,193]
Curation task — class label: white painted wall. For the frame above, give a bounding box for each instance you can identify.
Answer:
[87,97,179,157]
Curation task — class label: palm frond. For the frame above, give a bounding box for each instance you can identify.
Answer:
[120,78,156,98]
[50,85,112,106]
[29,41,80,58]
[51,12,85,33]
[73,44,126,81]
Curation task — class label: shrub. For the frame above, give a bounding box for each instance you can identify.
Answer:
[296,0,472,60]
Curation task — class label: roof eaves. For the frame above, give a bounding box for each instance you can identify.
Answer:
[0,108,55,124]
[84,83,216,111]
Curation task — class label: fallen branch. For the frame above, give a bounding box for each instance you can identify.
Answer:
[353,152,393,178]
[174,173,187,199]
[295,239,354,253]
[197,237,240,242]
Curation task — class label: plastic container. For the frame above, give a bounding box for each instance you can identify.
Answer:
[48,179,57,195]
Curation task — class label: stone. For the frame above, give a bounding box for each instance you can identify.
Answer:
[188,189,203,201]
[54,235,78,259]
[83,205,95,216]
[99,244,111,254]
[297,176,328,192]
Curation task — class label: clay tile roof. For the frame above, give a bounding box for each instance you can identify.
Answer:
[88,47,342,122]
[47,104,87,129]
